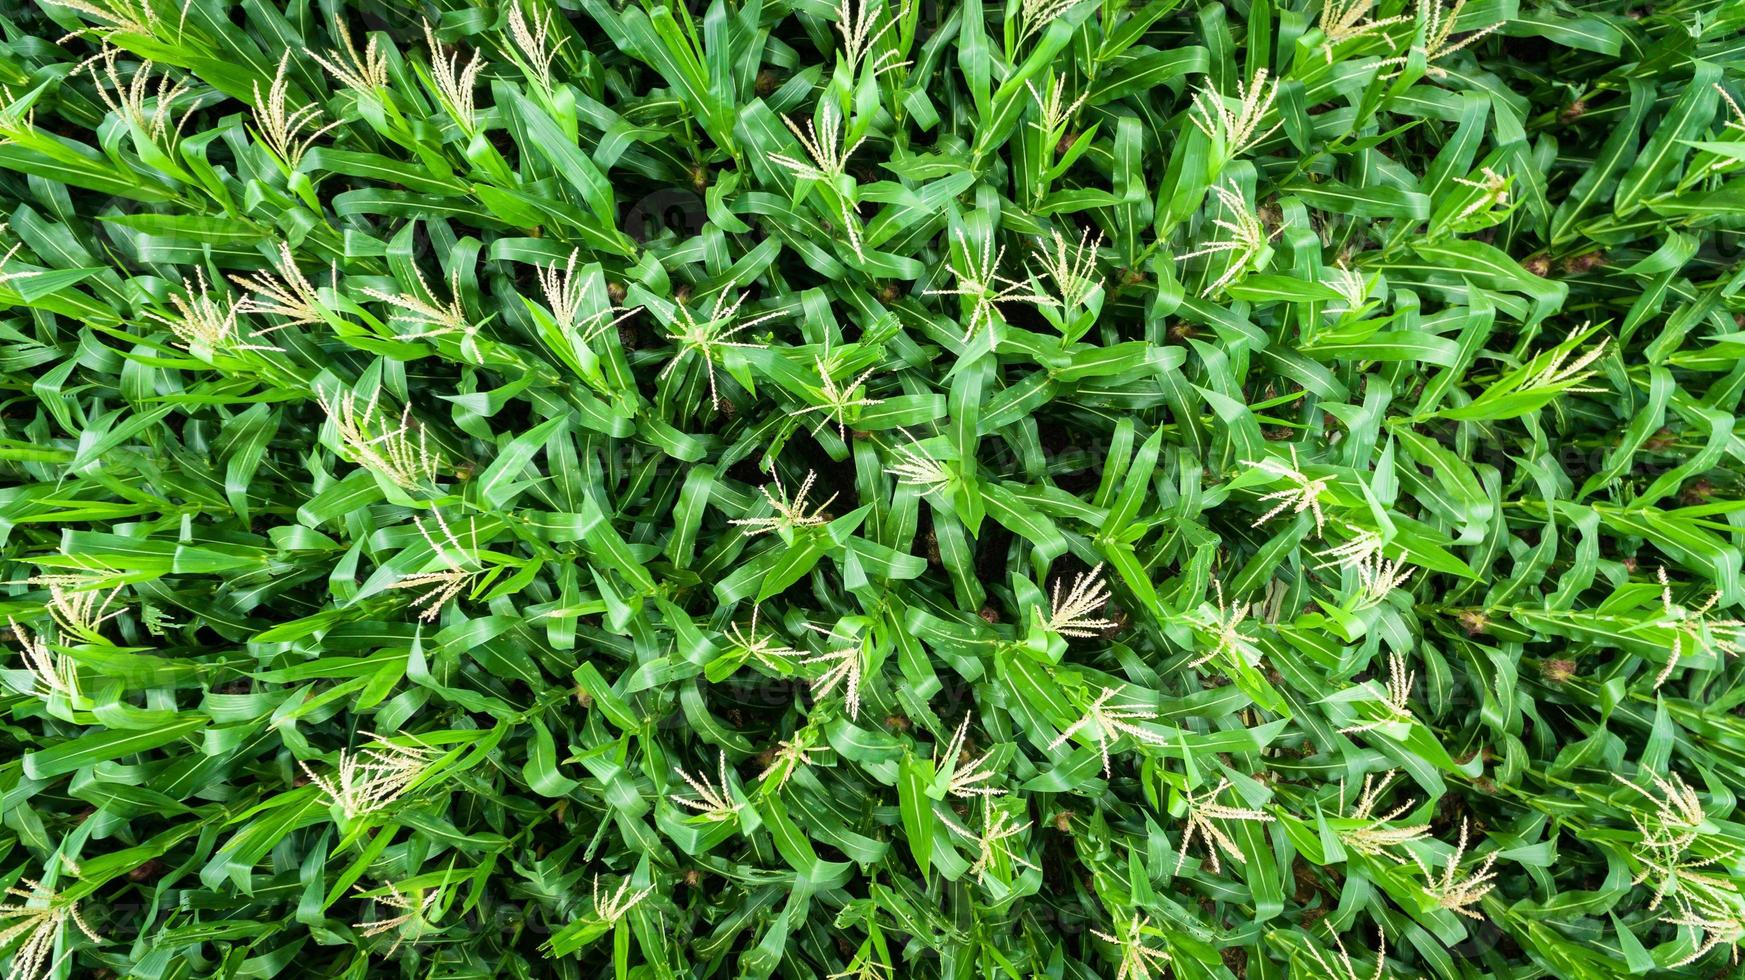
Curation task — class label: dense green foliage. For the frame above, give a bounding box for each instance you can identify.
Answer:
[4,0,1745,976]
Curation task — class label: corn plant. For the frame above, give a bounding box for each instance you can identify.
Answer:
[1,0,1744,977]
